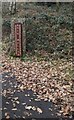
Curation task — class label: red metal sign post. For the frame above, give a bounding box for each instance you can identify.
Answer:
[14,23,22,57]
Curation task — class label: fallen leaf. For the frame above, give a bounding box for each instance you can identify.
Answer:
[63,105,70,116]
[16,101,20,104]
[5,112,8,116]
[4,107,7,110]
[13,103,16,107]
[49,108,52,111]
[25,106,32,110]
[32,106,36,111]
[37,107,43,114]
[6,115,10,119]
[22,103,26,105]
[20,85,24,90]
[6,102,9,104]
[12,108,17,111]
[14,97,18,101]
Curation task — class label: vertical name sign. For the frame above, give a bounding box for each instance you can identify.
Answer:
[14,23,22,57]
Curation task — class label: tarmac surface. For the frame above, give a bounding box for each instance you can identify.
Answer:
[2,72,62,119]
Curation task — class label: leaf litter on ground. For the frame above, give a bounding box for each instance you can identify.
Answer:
[2,54,74,117]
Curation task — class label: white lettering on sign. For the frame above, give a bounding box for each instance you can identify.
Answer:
[14,23,22,56]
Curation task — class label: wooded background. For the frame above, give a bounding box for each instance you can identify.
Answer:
[2,2,72,60]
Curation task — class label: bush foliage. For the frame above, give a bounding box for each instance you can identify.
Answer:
[25,3,72,59]
[2,2,72,59]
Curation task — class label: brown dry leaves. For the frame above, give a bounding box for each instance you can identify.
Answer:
[2,55,74,116]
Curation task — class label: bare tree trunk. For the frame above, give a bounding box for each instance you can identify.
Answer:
[9,1,16,15]
[56,0,59,12]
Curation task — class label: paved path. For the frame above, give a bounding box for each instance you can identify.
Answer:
[2,72,61,119]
